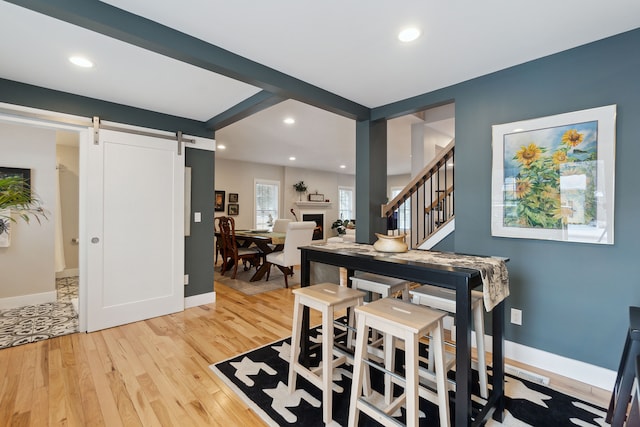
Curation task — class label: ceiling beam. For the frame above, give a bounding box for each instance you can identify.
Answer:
[206,91,285,130]
[6,0,370,121]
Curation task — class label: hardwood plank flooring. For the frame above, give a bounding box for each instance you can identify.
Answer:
[0,281,610,426]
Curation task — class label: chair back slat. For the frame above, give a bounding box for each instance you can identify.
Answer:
[219,216,238,254]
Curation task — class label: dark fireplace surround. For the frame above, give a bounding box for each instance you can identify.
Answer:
[303,214,323,240]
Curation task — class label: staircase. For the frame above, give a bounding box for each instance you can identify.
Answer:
[381,140,455,249]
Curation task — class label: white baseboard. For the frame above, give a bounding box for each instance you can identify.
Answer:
[482,335,616,391]
[55,268,79,278]
[184,291,216,308]
[0,291,57,310]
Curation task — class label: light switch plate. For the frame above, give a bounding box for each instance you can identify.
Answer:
[511,308,522,325]
[194,212,201,222]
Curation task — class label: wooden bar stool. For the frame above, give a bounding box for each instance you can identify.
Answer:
[288,282,365,425]
[348,272,411,348]
[410,284,489,399]
[350,272,411,301]
[348,298,450,427]
[607,306,640,427]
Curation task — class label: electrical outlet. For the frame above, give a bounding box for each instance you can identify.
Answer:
[511,308,522,325]
[184,274,189,285]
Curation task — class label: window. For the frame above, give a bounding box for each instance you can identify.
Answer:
[338,186,354,222]
[390,187,411,230]
[255,179,279,229]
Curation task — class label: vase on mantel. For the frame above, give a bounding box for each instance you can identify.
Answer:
[373,233,408,253]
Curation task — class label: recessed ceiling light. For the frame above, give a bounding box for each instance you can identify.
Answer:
[69,56,94,68]
[217,144,226,150]
[289,156,296,161]
[398,27,421,42]
[283,117,295,125]
[340,165,346,169]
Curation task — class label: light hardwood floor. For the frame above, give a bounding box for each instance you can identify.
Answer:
[0,281,610,426]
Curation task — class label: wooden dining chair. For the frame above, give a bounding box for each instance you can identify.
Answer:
[214,216,224,267]
[265,221,315,288]
[218,216,262,279]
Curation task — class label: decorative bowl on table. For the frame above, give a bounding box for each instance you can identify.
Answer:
[373,233,408,253]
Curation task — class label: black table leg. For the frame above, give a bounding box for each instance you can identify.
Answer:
[300,252,311,367]
[492,300,506,422]
[455,277,472,427]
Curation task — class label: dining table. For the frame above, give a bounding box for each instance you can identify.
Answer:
[231,230,286,282]
[298,241,510,427]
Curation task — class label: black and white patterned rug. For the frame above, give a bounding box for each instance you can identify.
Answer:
[0,276,79,349]
[210,327,606,426]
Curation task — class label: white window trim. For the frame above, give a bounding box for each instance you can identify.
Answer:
[254,178,280,229]
[338,186,355,221]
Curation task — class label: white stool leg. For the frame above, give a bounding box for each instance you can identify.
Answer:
[405,331,419,427]
[473,304,488,399]
[347,305,355,350]
[370,292,381,343]
[348,313,368,427]
[401,283,410,301]
[288,296,303,393]
[322,305,334,425]
[432,320,451,427]
[384,332,395,405]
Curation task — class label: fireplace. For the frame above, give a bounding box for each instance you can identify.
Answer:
[303,214,324,240]
[295,201,332,242]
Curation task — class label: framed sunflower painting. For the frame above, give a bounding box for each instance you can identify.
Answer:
[491,104,616,244]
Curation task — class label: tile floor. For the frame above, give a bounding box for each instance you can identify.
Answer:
[0,276,79,349]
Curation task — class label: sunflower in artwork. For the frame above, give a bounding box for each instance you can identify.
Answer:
[552,149,569,165]
[514,143,542,167]
[561,129,584,148]
[515,179,532,199]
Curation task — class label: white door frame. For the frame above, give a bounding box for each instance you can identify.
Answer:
[0,103,212,332]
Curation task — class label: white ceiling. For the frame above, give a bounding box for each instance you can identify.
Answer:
[1,0,639,174]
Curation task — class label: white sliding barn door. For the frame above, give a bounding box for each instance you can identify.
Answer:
[85,129,184,332]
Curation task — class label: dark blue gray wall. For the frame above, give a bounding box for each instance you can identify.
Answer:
[374,28,640,369]
[185,149,215,297]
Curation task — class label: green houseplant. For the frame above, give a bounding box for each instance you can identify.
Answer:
[0,175,47,225]
[331,218,350,235]
[293,180,308,201]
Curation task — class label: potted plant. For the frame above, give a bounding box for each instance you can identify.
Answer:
[293,180,308,201]
[331,218,350,235]
[0,175,47,226]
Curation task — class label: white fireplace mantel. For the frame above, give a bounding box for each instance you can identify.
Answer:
[294,201,333,242]
[294,201,332,209]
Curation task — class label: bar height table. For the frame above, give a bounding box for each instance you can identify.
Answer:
[299,243,509,427]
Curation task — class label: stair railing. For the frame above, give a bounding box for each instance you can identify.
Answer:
[381,139,455,249]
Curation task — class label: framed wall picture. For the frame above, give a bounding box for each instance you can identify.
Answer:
[308,193,324,202]
[227,204,239,215]
[215,190,225,212]
[228,193,238,203]
[491,104,616,244]
[0,167,31,202]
